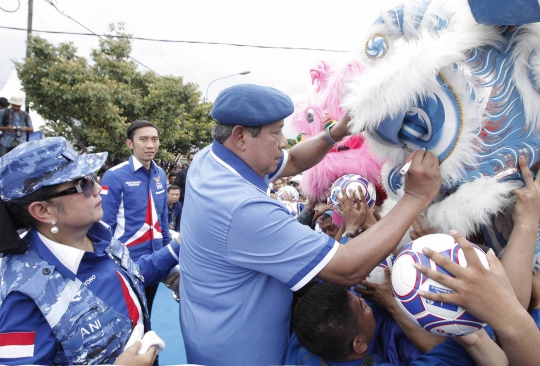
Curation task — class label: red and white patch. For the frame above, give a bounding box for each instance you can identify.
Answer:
[100,186,109,195]
[0,331,35,358]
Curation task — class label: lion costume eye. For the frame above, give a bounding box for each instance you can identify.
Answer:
[307,108,315,123]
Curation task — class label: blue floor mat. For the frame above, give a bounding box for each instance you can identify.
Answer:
[151,283,187,365]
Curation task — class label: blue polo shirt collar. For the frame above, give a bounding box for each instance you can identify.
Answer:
[210,140,269,194]
[31,222,112,280]
[129,155,159,174]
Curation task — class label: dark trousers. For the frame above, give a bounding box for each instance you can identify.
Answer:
[145,283,160,315]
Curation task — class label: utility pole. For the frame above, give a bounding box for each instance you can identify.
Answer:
[24,0,33,112]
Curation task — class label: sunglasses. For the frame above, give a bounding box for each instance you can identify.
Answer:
[44,174,98,200]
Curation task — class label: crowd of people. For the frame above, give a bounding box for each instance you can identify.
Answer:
[0,86,539,366]
[1,1,540,365]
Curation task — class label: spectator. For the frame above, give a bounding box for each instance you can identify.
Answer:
[0,95,34,157]
[0,97,8,110]
[0,137,180,365]
[173,152,195,205]
[272,177,285,192]
[100,120,176,314]
[167,185,182,233]
[287,281,503,365]
[167,172,177,186]
[179,84,441,365]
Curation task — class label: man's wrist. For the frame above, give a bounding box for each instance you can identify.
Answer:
[344,227,359,238]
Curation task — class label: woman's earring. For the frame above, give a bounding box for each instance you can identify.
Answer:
[51,220,59,234]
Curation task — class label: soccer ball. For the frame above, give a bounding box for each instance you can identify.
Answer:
[391,234,489,337]
[329,174,376,210]
[356,255,395,290]
[277,186,299,202]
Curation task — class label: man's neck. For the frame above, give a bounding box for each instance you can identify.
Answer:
[168,201,175,208]
[132,155,153,170]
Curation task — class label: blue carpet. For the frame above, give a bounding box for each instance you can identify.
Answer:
[151,283,187,365]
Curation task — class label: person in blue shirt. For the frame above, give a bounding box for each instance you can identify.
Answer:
[100,120,175,314]
[0,95,33,157]
[179,83,442,365]
[287,281,504,366]
[0,137,179,365]
[167,185,182,232]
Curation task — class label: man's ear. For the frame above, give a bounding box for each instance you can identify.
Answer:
[230,125,248,151]
[28,201,56,225]
[351,335,368,355]
[126,139,133,150]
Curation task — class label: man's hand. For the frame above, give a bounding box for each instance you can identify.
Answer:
[413,230,519,328]
[163,272,180,292]
[357,188,377,230]
[114,341,157,366]
[6,125,15,133]
[410,215,440,240]
[356,267,395,310]
[334,188,363,234]
[329,113,351,142]
[512,155,540,227]
[281,191,294,202]
[403,150,441,204]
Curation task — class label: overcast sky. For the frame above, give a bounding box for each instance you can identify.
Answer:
[0,0,392,135]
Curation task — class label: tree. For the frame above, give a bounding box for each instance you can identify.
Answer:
[15,24,214,164]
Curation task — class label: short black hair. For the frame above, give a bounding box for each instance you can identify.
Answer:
[4,184,64,229]
[0,97,8,108]
[127,120,159,140]
[293,282,356,361]
[167,185,180,193]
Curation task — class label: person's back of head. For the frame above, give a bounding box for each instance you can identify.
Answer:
[0,97,8,109]
[293,282,356,361]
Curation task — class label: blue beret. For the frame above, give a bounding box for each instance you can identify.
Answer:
[0,137,107,201]
[211,84,294,127]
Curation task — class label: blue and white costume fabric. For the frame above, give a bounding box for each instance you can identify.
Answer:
[100,155,172,262]
[179,140,339,366]
[0,221,177,364]
[343,0,540,242]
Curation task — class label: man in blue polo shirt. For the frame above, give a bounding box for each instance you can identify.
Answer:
[179,84,442,365]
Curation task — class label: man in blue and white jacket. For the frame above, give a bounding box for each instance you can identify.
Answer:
[101,120,175,313]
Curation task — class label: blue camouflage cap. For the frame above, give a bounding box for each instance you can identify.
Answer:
[211,84,294,127]
[0,137,107,201]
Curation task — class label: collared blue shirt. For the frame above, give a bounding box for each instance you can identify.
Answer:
[167,201,183,232]
[179,140,339,366]
[101,155,171,262]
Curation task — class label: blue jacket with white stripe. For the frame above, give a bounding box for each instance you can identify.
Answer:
[101,156,172,262]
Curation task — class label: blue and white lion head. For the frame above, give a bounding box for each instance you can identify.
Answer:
[343,0,540,243]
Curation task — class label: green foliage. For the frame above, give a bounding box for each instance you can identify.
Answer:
[15,24,214,164]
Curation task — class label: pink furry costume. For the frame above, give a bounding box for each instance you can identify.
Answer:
[291,60,385,212]
[342,0,540,249]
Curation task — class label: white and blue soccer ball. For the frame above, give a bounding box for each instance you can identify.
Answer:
[391,234,489,337]
[277,186,299,202]
[330,174,376,211]
[356,255,395,290]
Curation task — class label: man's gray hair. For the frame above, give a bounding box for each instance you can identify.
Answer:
[212,124,262,144]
